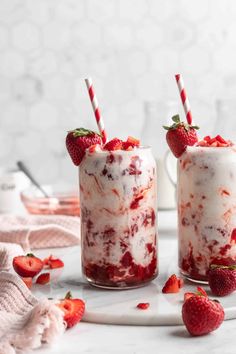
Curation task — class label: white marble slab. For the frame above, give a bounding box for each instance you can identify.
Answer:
[33,238,236,326]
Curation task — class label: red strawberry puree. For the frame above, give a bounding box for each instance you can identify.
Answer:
[79,146,158,288]
[178,144,236,282]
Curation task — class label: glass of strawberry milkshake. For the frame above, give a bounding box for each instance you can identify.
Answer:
[79,139,158,289]
[178,136,236,282]
[66,129,158,289]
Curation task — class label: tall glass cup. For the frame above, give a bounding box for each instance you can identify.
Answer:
[178,146,236,282]
[79,147,158,289]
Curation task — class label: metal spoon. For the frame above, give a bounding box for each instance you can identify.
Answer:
[17,161,49,198]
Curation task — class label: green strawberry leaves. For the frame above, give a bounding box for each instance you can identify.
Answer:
[163,115,199,132]
[69,128,101,138]
[210,264,236,271]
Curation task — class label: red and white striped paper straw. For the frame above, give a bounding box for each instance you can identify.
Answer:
[175,74,193,125]
[85,78,107,144]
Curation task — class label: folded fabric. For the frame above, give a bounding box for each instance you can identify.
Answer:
[0,215,80,251]
[0,272,65,354]
[0,242,24,272]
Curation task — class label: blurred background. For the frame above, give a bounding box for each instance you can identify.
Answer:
[0,0,236,188]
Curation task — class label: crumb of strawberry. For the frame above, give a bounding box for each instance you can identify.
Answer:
[66,128,102,166]
[197,135,233,147]
[21,277,33,289]
[163,115,199,158]
[162,274,183,293]
[103,138,123,151]
[182,295,224,336]
[208,264,236,296]
[13,254,43,278]
[43,255,64,269]
[136,302,150,310]
[36,272,50,285]
[56,291,85,328]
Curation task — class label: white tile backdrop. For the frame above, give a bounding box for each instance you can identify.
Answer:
[0,0,236,185]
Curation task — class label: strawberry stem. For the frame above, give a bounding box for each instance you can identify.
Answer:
[65,291,72,299]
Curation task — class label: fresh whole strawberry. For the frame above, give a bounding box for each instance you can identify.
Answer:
[209,264,236,297]
[56,291,85,328]
[182,295,224,336]
[13,254,43,278]
[163,115,199,158]
[103,138,123,151]
[66,128,102,166]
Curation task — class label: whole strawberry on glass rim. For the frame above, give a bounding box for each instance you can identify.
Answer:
[66,128,102,166]
[163,115,199,158]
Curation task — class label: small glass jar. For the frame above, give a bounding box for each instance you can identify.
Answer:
[79,147,158,289]
[178,146,236,282]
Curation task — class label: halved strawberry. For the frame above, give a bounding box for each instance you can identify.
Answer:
[66,128,102,166]
[162,274,182,293]
[36,272,50,285]
[103,138,123,151]
[56,291,85,328]
[21,277,33,289]
[13,254,43,278]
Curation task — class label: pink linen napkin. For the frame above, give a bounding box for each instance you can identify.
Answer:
[0,215,81,352]
[0,272,65,354]
[0,215,80,251]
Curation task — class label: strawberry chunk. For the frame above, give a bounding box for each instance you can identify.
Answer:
[43,255,64,269]
[103,138,123,151]
[36,272,50,285]
[13,254,43,278]
[162,274,181,293]
[136,302,150,310]
[21,277,33,289]
[57,292,85,328]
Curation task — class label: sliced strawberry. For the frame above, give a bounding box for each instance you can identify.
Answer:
[57,292,85,328]
[36,272,50,285]
[49,258,64,269]
[103,138,123,151]
[21,277,33,289]
[184,292,195,302]
[13,254,43,278]
[43,255,64,269]
[136,302,150,310]
[162,274,181,293]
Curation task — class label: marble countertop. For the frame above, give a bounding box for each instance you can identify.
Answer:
[36,210,236,354]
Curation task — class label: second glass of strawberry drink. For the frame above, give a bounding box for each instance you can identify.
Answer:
[66,78,158,289]
[165,74,236,283]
